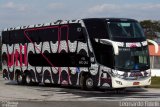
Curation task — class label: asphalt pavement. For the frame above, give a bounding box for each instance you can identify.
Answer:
[0,76,160,107]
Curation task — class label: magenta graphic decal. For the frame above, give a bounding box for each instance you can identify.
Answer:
[7,45,27,67]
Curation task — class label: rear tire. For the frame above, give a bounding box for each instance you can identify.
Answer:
[16,72,25,85]
[25,73,33,86]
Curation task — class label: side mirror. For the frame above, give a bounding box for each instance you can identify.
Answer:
[100,39,119,55]
[147,39,159,53]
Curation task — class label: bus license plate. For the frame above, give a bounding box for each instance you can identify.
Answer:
[133,82,139,85]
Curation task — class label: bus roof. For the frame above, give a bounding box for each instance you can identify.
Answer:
[2,19,81,32]
[2,18,137,32]
[83,18,137,22]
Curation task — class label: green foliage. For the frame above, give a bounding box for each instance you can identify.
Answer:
[151,76,160,84]
[0,36,1,71]
[140,20,160,39]
[148,77,160,88]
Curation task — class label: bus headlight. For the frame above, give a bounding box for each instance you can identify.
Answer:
[111,70,127,79]
[111,70,118,77]
[144,69,151,77]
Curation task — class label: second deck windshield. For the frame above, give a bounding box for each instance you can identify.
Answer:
[108,21,145,38]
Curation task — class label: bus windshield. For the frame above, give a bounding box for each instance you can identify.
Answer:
[115,46,150,71]
[108,21,145,38]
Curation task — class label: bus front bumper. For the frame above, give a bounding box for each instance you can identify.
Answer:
[112,77,151,88]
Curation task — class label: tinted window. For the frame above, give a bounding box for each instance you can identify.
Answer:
[2,23,84,44]
[69,24,84,41]
[91,40,114,68]
[42,28,58,42]
[2,31,9,44]
[26,27,58,43]
[16,30,26,44]
[8,31,13,45]
[2,30,26,44]
[84,19,109,39]
[61,26,68,40]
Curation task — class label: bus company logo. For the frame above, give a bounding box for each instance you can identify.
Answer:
[126,43,137,47]
[130,44,137,48]
[126,43,141,47]
[130,72,143,79]
[7,45,27,67]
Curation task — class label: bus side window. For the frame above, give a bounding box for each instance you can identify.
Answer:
[33,29,44,43]
[84,19,109,39]
[12,30,25,44]
[29,30,41,43]
[1,32,4,44]
[27,31,35,43]
[69,24,85,43]
[2,31,8,44]
[42,28,58,43]
[24,31,30,43]
[12,31,17,44]
[60,26,68,41]
[17,30,25,44]
[50,28,58,43]
[9,31,14,45]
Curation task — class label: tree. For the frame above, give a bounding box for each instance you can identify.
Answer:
[140,20,160,39]
[0,35,1,70]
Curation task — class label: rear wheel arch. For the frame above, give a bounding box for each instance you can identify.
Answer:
[15,69,25,85]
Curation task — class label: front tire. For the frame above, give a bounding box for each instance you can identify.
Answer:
[81,75,94,90]
[85,77,94,89]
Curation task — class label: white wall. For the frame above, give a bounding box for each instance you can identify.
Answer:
[151,69,160,77]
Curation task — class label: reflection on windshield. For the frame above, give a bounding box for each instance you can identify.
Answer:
[108,21,145,38]
[115,47,149,70]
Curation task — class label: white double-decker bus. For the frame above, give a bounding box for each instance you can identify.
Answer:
[1,18,158,90]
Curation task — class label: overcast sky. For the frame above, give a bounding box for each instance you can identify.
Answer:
[0,0,160,30]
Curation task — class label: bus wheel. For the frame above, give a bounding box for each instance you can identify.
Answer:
[16,73,24,85]
[83,75,94,90]
[25,73,33,85]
